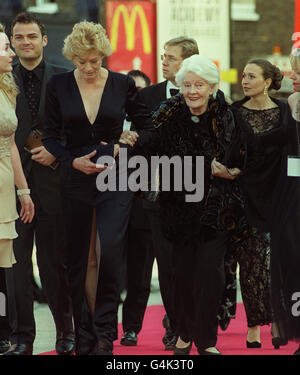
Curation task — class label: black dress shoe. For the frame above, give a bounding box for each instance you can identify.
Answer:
[164,335,178,351]
[89,340,113,355]
[3,343,33,355]
[162,315,177,350]
[246,340,261,348]
[0,339,10,354]
[162,314,171,345]
[120,331,138,346]
[198,347,222,355]
[173,342,192,355]
[56,332,75,355]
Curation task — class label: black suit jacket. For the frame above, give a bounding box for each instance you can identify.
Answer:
[13,61,68,215]
[139,81,168,211]
[139,80,167,113]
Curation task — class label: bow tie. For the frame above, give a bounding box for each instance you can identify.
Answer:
[170,88,180,96]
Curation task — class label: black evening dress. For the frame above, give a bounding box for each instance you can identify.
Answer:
[149,91,253,350]
[43,70,154,354]
[234,97,300,341]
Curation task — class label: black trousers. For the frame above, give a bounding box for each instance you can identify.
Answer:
[0,268,11,340]
[9,204,73,345]
[172,231,228,351]
[122,198,154,334]
[122,204,175,335]
[63,189,134,354]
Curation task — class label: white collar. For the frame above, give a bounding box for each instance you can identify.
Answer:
[166,80,179,99]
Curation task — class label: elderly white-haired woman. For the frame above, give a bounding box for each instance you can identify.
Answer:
[146,53,255,355]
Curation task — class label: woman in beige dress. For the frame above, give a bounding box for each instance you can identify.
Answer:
[0,22,34,330]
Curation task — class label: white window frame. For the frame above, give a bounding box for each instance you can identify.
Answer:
[231,0,260,21]
[27,0,58,14]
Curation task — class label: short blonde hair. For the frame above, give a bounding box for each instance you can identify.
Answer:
[0,23,18,104]
[175,54,220,97]
[62,21,113,61]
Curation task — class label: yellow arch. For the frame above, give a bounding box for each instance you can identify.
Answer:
[110,4,152,54]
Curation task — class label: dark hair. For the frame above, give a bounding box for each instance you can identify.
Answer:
[127,70,151,87]
[248,58,283,91]
[11,12,46,36]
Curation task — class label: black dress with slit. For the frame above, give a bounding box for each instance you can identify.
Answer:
[43,70,154,354]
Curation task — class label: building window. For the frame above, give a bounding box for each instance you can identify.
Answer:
[231,0,260,21]
[27,0,58,14]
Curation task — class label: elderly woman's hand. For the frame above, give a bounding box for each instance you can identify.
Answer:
[211,158,241,180]
[119,130,139,147]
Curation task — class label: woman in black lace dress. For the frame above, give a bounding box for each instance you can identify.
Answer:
[147,54,254,355]
[233,59,290,348]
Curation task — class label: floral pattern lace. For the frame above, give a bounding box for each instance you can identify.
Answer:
[239,106,280,133]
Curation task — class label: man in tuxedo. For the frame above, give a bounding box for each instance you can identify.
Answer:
[120,70,154,346]
[4,12,74,356]
[120,37,199,350]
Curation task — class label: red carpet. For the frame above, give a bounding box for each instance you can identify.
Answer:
[39,303,298,355]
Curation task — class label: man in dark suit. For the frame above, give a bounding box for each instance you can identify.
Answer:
[120,70,154,346]
[120,37,199,350]
[4,12,74,356]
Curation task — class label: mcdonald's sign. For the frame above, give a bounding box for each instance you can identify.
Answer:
[106,1,157,83]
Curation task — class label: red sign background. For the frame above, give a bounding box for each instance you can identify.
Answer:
[106,1,157,84]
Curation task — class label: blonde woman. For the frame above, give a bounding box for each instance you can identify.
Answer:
[43,21,153,355]
[0,23,34,348]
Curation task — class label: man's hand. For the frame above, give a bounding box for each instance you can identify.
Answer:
[31,146,56,166]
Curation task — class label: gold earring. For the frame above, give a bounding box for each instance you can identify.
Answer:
[264,86,268,96]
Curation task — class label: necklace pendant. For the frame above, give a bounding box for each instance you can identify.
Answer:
[191,115,200,123]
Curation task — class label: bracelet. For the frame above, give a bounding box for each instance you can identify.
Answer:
[17,189,31,196]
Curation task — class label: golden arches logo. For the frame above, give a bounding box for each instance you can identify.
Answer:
[110,4,152,54]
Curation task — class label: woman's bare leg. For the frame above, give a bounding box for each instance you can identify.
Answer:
[85,209,99,317]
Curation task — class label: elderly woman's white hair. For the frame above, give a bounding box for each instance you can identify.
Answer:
[175,54,220,98]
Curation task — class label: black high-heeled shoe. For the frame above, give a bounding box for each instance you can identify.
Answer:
[272,337,282,349]
[271,323,286,349]
[293,345,300,355]
[173,342,192,355]
[246,340,261,348]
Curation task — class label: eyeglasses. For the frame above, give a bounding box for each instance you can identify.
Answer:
[160,54,181,63]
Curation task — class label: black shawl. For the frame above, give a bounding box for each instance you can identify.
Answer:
[149,90,254,246]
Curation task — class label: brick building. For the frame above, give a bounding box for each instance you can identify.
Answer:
[231,0,294,99]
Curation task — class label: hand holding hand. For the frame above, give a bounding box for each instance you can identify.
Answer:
[119,130,139,147]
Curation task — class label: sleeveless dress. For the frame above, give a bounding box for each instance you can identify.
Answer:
[0,90,18,268]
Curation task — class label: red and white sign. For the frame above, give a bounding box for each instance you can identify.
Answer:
[106,1,157,83]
